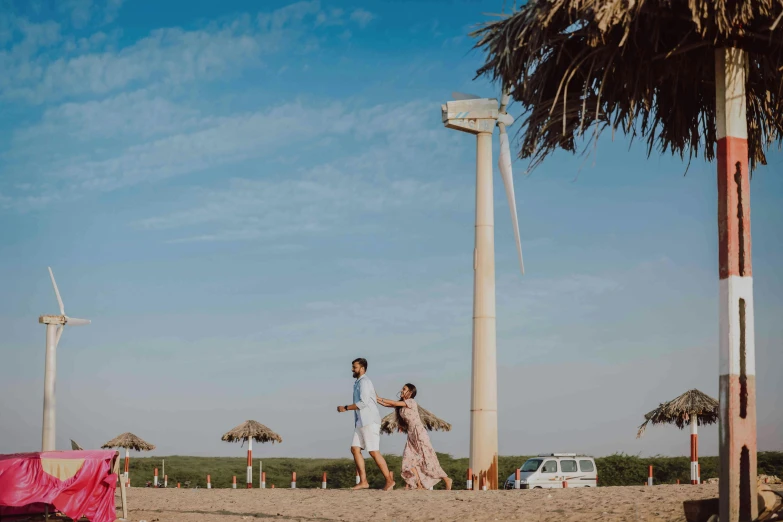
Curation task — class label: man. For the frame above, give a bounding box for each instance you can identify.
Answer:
[337,358,395,491]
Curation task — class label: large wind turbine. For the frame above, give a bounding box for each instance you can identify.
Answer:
[442,90,524,490]
[39,267,90,451]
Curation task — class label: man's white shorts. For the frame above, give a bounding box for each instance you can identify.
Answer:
[351,424,381,452]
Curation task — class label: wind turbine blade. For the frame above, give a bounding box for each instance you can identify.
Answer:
[452,91,481,100]
[65,317,90,326]
[498,127,525,275]
[48,267,65,315]
[55,325,65,347]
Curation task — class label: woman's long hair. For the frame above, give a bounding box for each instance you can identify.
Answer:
[395,383,417,433]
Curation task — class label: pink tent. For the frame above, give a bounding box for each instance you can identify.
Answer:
[0,449,119,522]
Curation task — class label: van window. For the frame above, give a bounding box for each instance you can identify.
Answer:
[521,459,542,472]
[541,460,558,473]
[579,460,595,472]
[560,460,577,472]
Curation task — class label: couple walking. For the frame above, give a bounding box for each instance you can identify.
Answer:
[336,358,453,491]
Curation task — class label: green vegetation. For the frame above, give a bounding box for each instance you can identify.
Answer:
[124,452,783,489]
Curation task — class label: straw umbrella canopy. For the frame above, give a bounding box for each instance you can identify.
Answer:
[637,389,719,437]
[380,406,452,435]
[470,1,783,172]
[101,432,155,486]
[221,420,282,445]
[222,420,282,489]
[101,432,156,451]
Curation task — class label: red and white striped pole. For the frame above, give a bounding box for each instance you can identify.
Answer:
[233,476,237,489]
[124,448,130,487]
[291,472,296,489]
[715,46,759,522]
[514,468,520,489]
[207,474,211,489]
[562,480,568,488]
[261,471,266,489]
[698,464,701,485]
[246,438,253,489]
[321,472,327,489]
[177,482,180,488]
[164,475,167,488]
[648,465,653,487]
[690,416,699,484]
[153,468,158,487]
[466,468,473,490]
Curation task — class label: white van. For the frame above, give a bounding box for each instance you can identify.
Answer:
[503,453,597,489]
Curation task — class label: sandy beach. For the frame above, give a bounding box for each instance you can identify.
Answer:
[119,483,783,522]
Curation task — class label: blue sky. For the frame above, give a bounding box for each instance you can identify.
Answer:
[0,0,781,460]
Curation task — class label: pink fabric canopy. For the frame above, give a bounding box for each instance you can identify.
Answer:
[0,449,118,522]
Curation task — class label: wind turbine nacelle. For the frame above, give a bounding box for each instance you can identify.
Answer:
[442,98,498,134]
[39,315,66,325]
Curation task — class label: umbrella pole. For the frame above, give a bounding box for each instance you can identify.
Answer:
[124,448,130,487]
[470,131,499,490]
[715,47,758,522]
[246,438,253,489]
[690,417,698,485]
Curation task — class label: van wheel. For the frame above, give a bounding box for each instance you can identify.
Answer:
[533,486,542,489]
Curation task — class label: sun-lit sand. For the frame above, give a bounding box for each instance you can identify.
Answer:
[118,483,783,522]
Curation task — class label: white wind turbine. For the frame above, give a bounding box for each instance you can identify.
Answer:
[39,267,90,451]
[441,89,524,490]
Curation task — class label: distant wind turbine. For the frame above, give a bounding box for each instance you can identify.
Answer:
[39,267,90,451]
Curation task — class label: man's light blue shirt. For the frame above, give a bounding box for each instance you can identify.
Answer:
[353,374,382,428]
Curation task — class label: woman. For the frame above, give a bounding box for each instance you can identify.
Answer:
[377,384,453,490]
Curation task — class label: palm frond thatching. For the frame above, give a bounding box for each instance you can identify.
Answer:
[380,405,452,435]
[100,432,156,451]
[70,439,84,451]
[472,0,783,172]
[221,420,282,445]
[637,389,719,438]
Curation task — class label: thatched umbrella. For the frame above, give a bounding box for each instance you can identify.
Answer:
[101,432,155,487]
[380,405,452,435]
[472,3,780,518]
[221,420,282,489]
[637,389,719,484]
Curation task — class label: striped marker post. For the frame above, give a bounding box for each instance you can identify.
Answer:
[207,475,211,489]
[291,472,296,489]
[562,481,568,488]
[648,466,653,487]
[677,479,680,485]
[246,438,253,489]
[164,475,168,488]
[514,469,520,490]
[698,464,701,485]
[466,468,473,490]
[153,468,158,487]
[715,46,759,522]
[177,483,180,488]
[691,416,699,484]
[261,471,266,489]
[233,476,237,489]
[322,472,327,489]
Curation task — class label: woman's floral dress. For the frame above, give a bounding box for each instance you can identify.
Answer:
[399,398,448,489]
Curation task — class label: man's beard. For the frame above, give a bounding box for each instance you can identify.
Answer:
[352,371,359,379]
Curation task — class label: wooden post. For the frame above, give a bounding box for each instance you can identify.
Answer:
[715,46,758,522]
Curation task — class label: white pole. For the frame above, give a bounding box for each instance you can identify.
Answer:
[41,324,58,451]
[125,448,130,487]
[470,131,499,490]
[162,459,165,483]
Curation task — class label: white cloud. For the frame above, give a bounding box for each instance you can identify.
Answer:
[0,1,338,103]
[349,8,375,28]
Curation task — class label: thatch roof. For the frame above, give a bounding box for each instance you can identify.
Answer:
[221,420,282,445]
[472,1,783,172]
[380,405,452,435]
[70,439,84,451]
[637,389,719,438]
[101,432,156,451]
